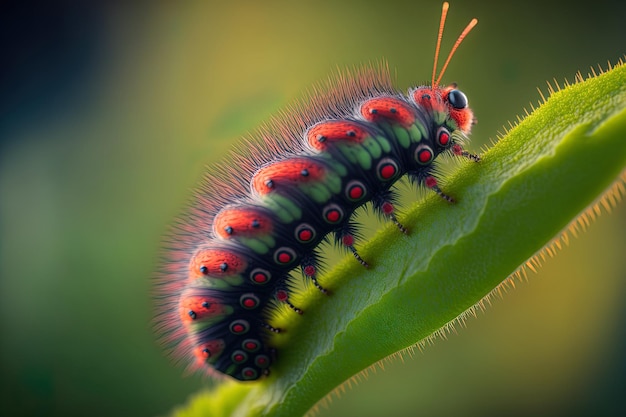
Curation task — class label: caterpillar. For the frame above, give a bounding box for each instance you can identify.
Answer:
[155,2,480,381]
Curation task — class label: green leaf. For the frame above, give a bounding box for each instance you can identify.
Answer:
[173,61,626,417]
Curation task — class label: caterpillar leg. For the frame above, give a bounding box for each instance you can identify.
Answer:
[372,191,408,234]
[301,254,330,295]
[425,175,455,203]
[260,321,282,333]
[452,144,481,162]
[275,288,303,315]
[335,222,369,268]
[380,201,408,234]
[335,225,369,268]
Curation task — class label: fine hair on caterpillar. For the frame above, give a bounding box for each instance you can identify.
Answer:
[155,2,480,381]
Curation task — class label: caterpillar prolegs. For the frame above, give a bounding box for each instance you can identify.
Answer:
[155,2,480,381]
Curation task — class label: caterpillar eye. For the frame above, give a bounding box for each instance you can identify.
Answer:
[448,89,468,109]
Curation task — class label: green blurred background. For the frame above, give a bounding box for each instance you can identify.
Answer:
[1,1,625,416]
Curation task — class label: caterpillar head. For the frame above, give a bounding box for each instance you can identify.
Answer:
[411,84,474,134]
[413,1,477,134]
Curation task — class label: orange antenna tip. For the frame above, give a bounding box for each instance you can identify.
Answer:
[434,14,478,87]
[432,2,450,88]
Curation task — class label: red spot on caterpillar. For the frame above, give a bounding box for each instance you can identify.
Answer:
[250,268,271,284]
[412,87,449,117]
[295,224,315,242]
[240,294,260,309]
[345,180,366,201]
[179,293,229,324]
[349,185,364,199]
[275,290,288,302]
[361,96,416,126]
[241,368,258,379]
[274,248,295,265]
[438,130,450,146]
[255,355,269,367]
[214,207,273,239]
[230,320,249,334]
[377,158,399,180]
[417,148,433,164]
[306,120,368,151]
[189,249,248,279]
[425,176,438,188]
[251,158,326,195]
[194,339,225,363]
[323,205,343,224]
[298,229,312,241]
[381,202,394,215]
[243,340,260,351]
[232,351,247,363]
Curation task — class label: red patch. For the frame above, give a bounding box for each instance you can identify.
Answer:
[349,187,363,199]
[307,120,368,151]
[179,293,228,324]
[214,207,273,239]
[412,87,440,110]
[275,290,288,302]
[325,209,341,223]
[251,269,270,284]
[298,228,313,242]
[378,161,398,180]
[418,149,433,163]
[189,249,248,279]
[381,202,394,215]
[241,294,259,309]
[346,181,366,200]
[194,339,225,363]
[276,251,293,264]
[425,176,438,188]
[361,97,416,126]
[251,158,326,195]
[255,355,269,367]
[448,107,473,132]
[438,131,450,146]
[244,340,259,351]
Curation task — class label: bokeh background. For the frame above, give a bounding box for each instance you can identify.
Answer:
[1,1,626,416]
